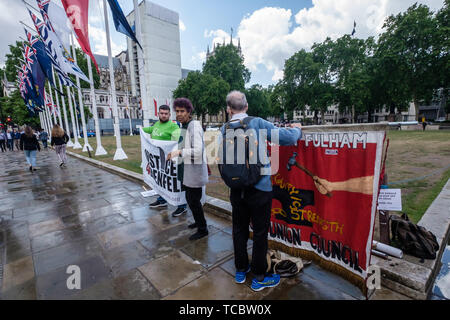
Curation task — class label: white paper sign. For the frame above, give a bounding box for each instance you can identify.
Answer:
[141,190,157,198]
[377,189,402,211]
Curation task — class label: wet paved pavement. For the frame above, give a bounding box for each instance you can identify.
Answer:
[0,148,368,300]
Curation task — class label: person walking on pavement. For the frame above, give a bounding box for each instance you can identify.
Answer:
[14,129,21,151]
[0,130,6,152]
[143,105,188,217]
[40,128,49,149]
[50,124,69,167]
[20,126,41,171]
[220,90,302,292]
[167,98,209,241]
[6,129,13,151]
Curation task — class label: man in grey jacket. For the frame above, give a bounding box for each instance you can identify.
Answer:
[167,98,209,241]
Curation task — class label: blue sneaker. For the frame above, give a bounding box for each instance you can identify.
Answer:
[251,274,281,291]
[235,267,251,284]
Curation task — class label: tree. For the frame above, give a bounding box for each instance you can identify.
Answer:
[203,44,251,92]
[312,36,374,123]
[173,71,230,123]
[245,84,271,119]
[377,3,439,120]
[5,41,23,82]
[73,47,100,89]
[268,82,288,120]
[434,0,450,114]
[0,90,40,127]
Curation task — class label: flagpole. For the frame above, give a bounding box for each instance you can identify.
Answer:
[44,108,51,133]
[70,87,82,139]
[56,72,73,147]
[52,78,63,129]
[103,0,127,160]
[70,33,92,152]
[133,0,150,127]
[39,112,45,132]
[127,91,133,136]
[87,54,107,156]
[44,88,54,127]
[47,82,58,126]
[67,86,82,149]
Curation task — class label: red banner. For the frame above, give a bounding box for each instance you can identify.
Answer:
[262,127,386,293]
[61,0,100,74]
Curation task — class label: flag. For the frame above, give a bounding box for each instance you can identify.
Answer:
[61,0,100,74]
[38,0,71,50]
[107,0,142,50]
[26,43,46,107]
[28,9,76,88]
[351,21,356,36]
[154,98,157,116]
[29,5,90,84]
[25,28,55,87]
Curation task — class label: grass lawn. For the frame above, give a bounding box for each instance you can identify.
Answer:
[71,130,450,224]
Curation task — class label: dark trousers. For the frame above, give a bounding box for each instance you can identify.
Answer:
[0,140,5,152]
[7,139,13,151]
[42,140,48,148]
[230,187,272,280]
[184,185,207,232]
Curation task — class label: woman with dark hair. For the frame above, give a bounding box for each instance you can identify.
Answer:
[20,126,40,171]
[167,97,209,240]
[51,124,69,167]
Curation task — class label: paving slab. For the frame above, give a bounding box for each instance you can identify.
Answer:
[138,249,206,297]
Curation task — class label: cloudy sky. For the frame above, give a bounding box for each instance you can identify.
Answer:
[0,0,445,87]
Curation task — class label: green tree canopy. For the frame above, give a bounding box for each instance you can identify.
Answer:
[203,44,251,91]
[173,71,230,123]
[376,3,439,120]
[245,84,271,119]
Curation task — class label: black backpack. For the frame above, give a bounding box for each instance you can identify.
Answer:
[218,117,263,189]
[390,213,439,260]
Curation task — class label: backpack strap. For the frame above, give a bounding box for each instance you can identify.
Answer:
[225,116,255,130]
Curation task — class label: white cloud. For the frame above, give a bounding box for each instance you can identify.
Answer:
[234,0,445,82]
[204,29,231,48]
[89,24,123,56]
[179,19,186,32]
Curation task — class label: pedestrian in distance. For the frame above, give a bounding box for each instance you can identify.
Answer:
[143,104,188,217]
[20,126,41,171]
[421,117,427,131]
[167,98,209,241]
[40,128,49,149]
[14,129,21,151]
[0,130,6,152]
[50,124,69,167]
[219,90,302,292]
[6,129,13,151]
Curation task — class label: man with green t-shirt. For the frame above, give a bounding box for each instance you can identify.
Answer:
[143,105,187,217]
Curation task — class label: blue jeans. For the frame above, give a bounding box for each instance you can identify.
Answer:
[42,140,48,148]
[24,150,37,167]
[157,196,187,209]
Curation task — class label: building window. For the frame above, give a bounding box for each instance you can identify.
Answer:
[98,107,104,119]
[100,95,105,103]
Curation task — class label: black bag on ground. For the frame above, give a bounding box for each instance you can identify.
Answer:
[390,213,439,260]
[218,117,263,189]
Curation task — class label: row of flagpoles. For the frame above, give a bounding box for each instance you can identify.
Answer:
[16,0,147,160]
